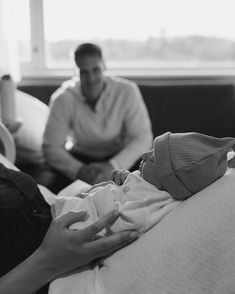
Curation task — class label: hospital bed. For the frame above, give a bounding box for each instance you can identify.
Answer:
[0,121,16,164]
[1,123,235,294]
[49,167,235,294]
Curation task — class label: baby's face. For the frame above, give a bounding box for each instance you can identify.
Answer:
[140,150,162,189]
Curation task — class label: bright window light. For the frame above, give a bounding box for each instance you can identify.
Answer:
[42,0,235,71]
[14,0,31,63]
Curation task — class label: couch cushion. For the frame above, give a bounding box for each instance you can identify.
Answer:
[14,90,50,165]
[18,83,235,139]
[139,84,235,138]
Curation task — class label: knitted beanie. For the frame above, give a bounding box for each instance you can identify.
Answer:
[153,132,235,200]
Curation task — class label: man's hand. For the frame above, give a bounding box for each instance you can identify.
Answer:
[112,169,130,185]
[39,210,138,278]
[76,164,99,184]
[88,162,114,184]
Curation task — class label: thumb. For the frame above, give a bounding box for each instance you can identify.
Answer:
[58,210,89,228]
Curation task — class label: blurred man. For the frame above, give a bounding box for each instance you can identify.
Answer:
[41,43,153,192]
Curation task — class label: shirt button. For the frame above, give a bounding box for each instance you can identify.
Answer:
[123,186,130,193]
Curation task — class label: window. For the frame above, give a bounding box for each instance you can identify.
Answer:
[20,0,235,77]
[15,0,31,63]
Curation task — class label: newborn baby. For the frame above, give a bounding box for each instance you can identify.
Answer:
[52,132,235,235]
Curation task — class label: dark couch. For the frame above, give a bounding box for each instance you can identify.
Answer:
[18,82,235,139]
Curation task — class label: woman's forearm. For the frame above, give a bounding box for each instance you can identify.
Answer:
[0,248,55,294]
[0,210,137,294]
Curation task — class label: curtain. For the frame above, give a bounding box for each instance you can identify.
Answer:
[0,0,21,82]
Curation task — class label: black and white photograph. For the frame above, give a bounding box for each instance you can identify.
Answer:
[1,0,235,293]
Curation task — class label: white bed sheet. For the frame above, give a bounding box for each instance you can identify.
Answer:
[49,168,235,294]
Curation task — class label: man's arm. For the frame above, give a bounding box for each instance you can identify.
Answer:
[111,83,153,169]
[88,83,152,182]
[43,95,83,180]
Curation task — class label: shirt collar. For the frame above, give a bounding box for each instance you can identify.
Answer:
[78,76,111,111]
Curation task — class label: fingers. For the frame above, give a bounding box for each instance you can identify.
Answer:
[112,170,120,184]
[112,169,122,184]
[78,210,120,241]
[112,169,129,185]
[112,169,121,178]
[86,230,138,258]
[55,210,89,228]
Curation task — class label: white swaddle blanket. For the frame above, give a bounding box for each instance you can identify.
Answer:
[52,172,179,235]
[49,168,235,294]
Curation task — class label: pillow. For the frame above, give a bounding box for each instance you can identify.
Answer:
[14,90,49,164]
[0,121,16,163]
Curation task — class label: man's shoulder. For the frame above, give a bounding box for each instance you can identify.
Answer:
[107,76,137,90]
[51,77,80,105]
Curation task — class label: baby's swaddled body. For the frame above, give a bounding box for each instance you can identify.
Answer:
[52,171,179,235]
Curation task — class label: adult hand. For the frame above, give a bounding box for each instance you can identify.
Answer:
[39,210,138,279]
[76,164,99,184]
[89,161,114,184]
[112,169,130,185]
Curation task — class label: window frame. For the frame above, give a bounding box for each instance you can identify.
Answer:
[21,0,235,80]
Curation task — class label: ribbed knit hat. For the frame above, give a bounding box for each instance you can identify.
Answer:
[153,132,235,200]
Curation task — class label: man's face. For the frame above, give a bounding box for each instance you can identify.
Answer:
[76,55,105,103]
[139,149,162,189]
